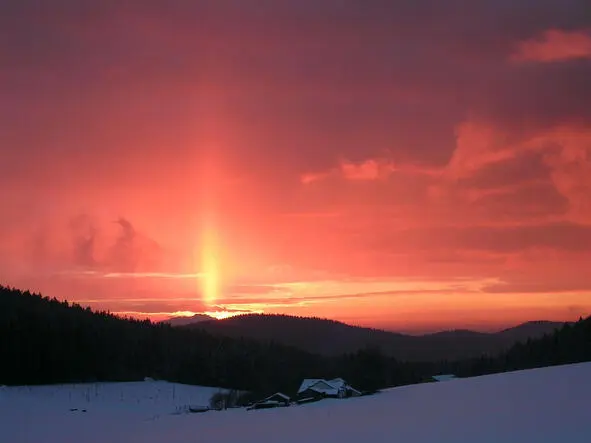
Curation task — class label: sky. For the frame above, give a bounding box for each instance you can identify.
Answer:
[2,1,591,333]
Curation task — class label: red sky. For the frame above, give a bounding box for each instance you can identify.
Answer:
[2,1,591,333]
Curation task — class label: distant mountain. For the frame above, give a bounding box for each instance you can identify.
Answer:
[454,317,591,377]
[179,314,566,362]
[497,320,567,342]
[161,314,215,327]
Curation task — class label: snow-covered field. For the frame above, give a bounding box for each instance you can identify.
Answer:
[2,362,590,443]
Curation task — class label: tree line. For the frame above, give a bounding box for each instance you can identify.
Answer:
[1,285,590,398]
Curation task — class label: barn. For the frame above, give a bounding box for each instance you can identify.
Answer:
[248,392,291,410]
[296,378,361,403]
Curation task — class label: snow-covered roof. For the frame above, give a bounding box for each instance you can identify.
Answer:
[328,378,346,388]
[298,378,359,395]
[262,392,290,401]
[329,378,361,394]
[253,392,290,407]
[298,379,338,395]
[298,379,327,393]
[432,374,457,382]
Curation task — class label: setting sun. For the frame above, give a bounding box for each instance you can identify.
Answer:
[203,310,243,320]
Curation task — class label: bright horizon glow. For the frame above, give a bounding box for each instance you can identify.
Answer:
[203,310,257,320]
[111,309,260,322]
[165,310,254,320]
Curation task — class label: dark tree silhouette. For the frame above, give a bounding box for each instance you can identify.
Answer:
[2,285,590,398]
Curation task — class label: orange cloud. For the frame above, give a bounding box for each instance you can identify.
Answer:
[445,122,517,180]
[512,29,591,62]
[300,171,330,185]
[429,121,591,227]
[540,129,591,220]
[301,158,397,184]
[340,159,396,181]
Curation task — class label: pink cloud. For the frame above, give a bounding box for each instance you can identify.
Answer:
[433,120,591,222]
[300,171,329,185]
[301,158,401,184]
[512,29,591,62]
[340,158,395,181]
[445,122,517,180]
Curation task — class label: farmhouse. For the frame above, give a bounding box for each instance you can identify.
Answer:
[297,378,361,403]
[248,392,291,410]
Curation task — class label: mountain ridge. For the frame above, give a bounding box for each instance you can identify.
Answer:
[161,314,215,327]
[167,313,567,361]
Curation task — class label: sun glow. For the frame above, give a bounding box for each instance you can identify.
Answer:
[203,310,245,320]
[168,310,245,320]
[200,225,220,306]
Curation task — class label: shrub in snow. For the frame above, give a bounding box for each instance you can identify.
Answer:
[209,392,227,410]
[209,390,251,410]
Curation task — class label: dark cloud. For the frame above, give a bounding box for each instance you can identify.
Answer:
[423,251,507,266]
[106,218,138,272]
[458,150,552,190]
[3,0,590,179]
[211,307,257,314]
[471,182,569,219]
[217,288,461,307]
[371,222,591,254]
[483,281,591,294]
[66,215,164,273]
[82,297,210,314]
[474,60,591,134]
[69,214,98,268]
[453,222,591,253]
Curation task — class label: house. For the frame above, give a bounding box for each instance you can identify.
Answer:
[247,392,291,410]
[296,378,361,403]
[431,374,457,382]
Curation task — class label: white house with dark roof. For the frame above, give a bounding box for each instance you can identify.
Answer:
[297,378,361,402]
[248,392,291,410]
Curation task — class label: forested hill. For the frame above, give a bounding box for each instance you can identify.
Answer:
[453,315,591,377]
[0,285,436,394]
[2,285,590,396]
[182,313,566,361]
[0,286,325,393]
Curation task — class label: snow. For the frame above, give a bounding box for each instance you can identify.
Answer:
[0,380,227,442]
[2,362,590,443]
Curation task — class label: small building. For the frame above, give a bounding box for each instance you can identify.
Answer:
[296,378,361,403]
[248,392,291,410]
[431,374,457,382]
[296,387,328,404]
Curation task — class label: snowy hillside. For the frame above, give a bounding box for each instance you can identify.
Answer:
[2,362,590,443]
